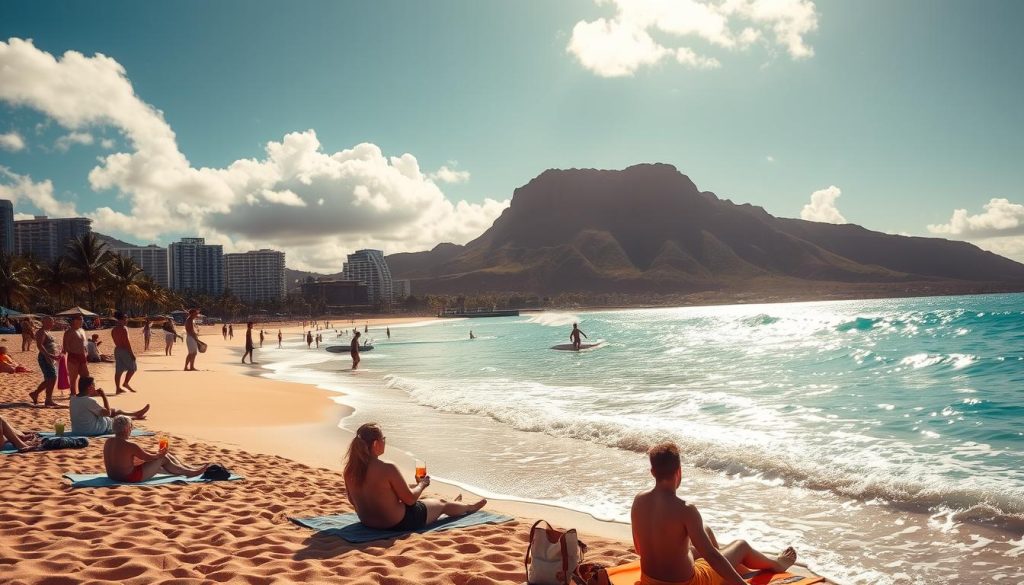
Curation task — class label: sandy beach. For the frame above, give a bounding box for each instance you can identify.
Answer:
[0,318,825,584]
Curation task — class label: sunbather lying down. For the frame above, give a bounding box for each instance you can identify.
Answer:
[342,422,486,530]
[1,415,41,452]
[103,415,208,483]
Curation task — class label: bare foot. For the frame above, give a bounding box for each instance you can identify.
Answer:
[29,389,41,404]
[125,385,136,393]
[774,547,797,572]
[115,389,127,395]
[467,498,487,513]
[134,404,151,420]
[454,493,463,502]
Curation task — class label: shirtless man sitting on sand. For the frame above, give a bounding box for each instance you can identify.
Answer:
[104,415,208,483]
[631,442,797,585]
[342,422,486,531]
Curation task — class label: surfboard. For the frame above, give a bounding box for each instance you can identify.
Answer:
[550,341,605,351]
[326,344,373,353]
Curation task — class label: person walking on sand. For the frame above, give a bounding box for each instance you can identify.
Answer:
[631,442,797,585]
[142,320,151,352]
[104,415,208,483]
[306,331,313,349]
[242,322,255,364]
[570,322,588,351]
[350,331,361,370]
[343,422,486,531]
[259,329,265,348]
[30,316,61,407]
[184,309,200,371]
[222,323,228,340]
[63,314,90,396]
[20,317,35,352]
[162,318,181,356]
[277,329,282,348]
[112,311,138,394]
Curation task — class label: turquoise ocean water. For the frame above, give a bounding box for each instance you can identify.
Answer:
[264,293,1024,584]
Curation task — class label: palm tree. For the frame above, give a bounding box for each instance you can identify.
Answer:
[40,256,76,309]
[106,254,147,311]
[65,233,112,309]
[0,252,36,310]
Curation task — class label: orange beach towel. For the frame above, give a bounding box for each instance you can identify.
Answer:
[606,560,825,585]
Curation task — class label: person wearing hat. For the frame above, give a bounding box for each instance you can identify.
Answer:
[112,311,138,394]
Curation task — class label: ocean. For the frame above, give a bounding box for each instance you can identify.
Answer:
[262,293,1024,584]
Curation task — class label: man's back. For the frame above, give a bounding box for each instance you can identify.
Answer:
[104,437,136,479]
[631,488,695,583]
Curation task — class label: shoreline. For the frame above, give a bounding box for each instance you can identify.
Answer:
[0,315,831,583]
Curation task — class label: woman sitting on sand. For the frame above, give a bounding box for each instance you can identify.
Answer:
[342,422,486,530]
[0,346,28,373]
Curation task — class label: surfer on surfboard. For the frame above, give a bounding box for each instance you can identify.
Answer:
[570,323,587,351]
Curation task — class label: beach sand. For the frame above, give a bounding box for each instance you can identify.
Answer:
[0,319,825,584]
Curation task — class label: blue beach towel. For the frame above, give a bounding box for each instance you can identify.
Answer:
[63,472,244,488]
[289,511,514,543]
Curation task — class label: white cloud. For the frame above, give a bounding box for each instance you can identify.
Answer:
[0,167,79,217]
[800,185,846,224]
[429,165,471,184]
[927,198,1024,263]
[0,38,509,272]
[567,0,818,77]
[100,138,115,149]
[0,131,25,151]
[927,198,1024,238]
[55,131,94,151]
[765,154,775,163]
[13,212,35,221]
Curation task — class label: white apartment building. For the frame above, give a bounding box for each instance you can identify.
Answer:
[224,249,286,303]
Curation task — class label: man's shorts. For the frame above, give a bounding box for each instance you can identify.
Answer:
[185,335,198,354]
[114,347,137,374]
[38,353,57,380]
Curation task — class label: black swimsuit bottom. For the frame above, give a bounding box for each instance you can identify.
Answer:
[389,501,427,531]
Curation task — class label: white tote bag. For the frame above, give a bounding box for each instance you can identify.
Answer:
[525,520,586,585]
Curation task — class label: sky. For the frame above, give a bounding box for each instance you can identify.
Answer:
[1,0,1023,271]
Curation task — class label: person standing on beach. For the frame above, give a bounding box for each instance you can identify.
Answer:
[62,315,90,396]
[259,329,265,348]
[222,323,227,340]
[631,442,796,585]
[350,331,361,369]
[570,323,588,351]
[162,318,180,356]
[306,331,313,348]
[184,309,200,371]
[364,323,368,333]
[30,316,60,407]
[228,324,234,340]
[20,317,35,352]
[343,422,486,530]
[242,322,255,364]
[277,329,282,348]
[386,326,390,340]
[111,311,138,394]
[142,320,151,352]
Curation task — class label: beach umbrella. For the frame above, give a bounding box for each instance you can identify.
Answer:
[56,306,99,317]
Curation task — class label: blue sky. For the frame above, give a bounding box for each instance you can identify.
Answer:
[1,0,1023,270]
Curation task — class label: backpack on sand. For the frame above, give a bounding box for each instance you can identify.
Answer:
[525,520,587,585]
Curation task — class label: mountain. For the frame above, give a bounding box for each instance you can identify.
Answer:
[387,164,1024,297]
[94,232,141,249]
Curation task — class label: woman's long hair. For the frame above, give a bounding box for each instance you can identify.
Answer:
[343,423,383,486]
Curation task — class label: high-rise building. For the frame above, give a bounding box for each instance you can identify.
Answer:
[168,237,224,295]
[0,199,13,255]
[13,215,92,262]
[224,249,286,303]
[301,279,369,307]
[392,279,411,300]
[341,249,393,307]
[113,245,170,289]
